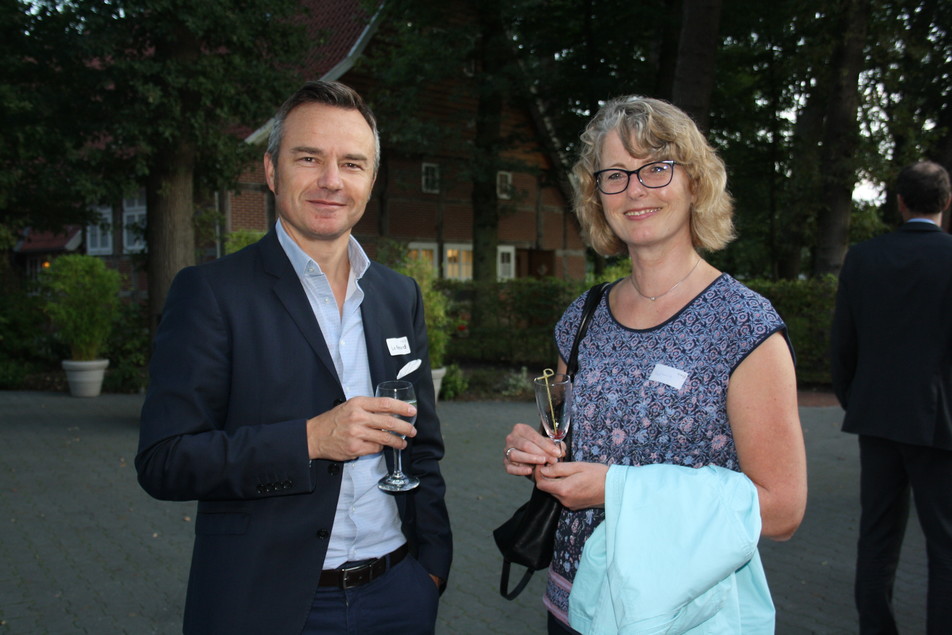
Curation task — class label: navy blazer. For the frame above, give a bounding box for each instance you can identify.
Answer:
[831,221,952,450]
[136,231,452,634]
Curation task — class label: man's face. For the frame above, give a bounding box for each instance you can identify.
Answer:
[264,102,377,249]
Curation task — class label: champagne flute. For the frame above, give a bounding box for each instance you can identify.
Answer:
[533,369,573,456]
[376,380,420,492]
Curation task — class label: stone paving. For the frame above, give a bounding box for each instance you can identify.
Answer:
[0,391,928,634]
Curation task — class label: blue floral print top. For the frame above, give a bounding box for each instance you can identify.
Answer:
[542,274,791,623]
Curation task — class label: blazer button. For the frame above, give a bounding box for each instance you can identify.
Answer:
[328,463,341,475]
[316,528,330,539]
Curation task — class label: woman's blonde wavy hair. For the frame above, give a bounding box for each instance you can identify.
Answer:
[572,96,735,256]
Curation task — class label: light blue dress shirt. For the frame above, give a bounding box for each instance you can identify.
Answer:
[276,221,405,568]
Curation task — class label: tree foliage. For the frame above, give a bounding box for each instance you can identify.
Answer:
[8,0,307,326]
[7,0,952,292]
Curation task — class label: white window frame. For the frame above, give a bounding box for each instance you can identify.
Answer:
[497,245,516,280]
[443,243,473,281]
[422,162,440,194]
[496,171,513,200]
[122,192,147,254]
[408,242,439,275]
[86,205,113,256]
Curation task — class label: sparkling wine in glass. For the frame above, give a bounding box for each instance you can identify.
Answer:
[376,380,420,492]
[533,369,573,454]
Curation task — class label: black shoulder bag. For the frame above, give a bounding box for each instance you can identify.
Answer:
[492,282,608,600]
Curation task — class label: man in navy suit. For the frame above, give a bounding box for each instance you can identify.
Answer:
[831,160,952,634]
[136,81,452,635]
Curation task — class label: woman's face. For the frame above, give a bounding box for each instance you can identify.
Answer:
[597,129,695,253]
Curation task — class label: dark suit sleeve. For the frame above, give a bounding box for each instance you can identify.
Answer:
[830,255,857,409]
[135,265,313,502]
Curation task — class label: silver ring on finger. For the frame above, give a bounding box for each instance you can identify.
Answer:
[505,447,516,462]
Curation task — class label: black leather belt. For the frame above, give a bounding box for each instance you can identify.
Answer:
[318,543,408,589]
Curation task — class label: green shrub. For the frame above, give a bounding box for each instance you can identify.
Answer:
[747,276,837,386]
[39,255,122,360]
[102,300,150,393]
[443,275,837,389]
[398,256,451,369]
[225,229,266,254]
[443,278,587,367]
[438,363,469,400]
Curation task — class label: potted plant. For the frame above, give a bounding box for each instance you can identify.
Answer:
[40,254,122,397]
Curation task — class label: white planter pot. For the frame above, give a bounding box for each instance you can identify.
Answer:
[61,359,110,398]
[431,366,447,402]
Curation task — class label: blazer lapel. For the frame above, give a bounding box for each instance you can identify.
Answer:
[258,232,340,383]
[360,264,391,388]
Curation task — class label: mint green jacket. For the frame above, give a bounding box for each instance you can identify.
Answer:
[568,464,774,634]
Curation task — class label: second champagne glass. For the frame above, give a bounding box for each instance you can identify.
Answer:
[533,369,573,455]
[376,380,420,492]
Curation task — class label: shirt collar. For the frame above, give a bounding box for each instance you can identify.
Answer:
[905,217,938,226]
[275,220,370,279]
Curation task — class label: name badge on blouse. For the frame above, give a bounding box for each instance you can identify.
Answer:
[649,363,688,390]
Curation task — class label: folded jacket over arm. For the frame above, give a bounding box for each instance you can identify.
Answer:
[569,464,774,634]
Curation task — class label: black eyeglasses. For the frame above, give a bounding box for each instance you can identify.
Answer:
[593,160,678,194]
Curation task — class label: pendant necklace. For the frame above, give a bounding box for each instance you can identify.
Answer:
[629,257,701,301]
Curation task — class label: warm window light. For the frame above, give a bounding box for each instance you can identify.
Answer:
[41,260,51,269]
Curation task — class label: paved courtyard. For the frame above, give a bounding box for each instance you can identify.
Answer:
[0,391,928,634]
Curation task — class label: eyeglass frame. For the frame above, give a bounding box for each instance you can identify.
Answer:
[593,160,679,195]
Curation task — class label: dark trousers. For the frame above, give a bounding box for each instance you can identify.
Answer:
[302,556,439,635]
[856,436,952,635]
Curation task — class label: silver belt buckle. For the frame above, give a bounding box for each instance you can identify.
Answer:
[339,560,374,589]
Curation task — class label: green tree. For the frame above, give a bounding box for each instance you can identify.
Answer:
[0,0,108,232]
[23,0,306,330]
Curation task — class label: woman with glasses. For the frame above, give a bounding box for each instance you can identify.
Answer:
[502,96,807,634]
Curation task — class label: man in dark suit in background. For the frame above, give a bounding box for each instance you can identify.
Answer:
[831,160,952,634]
[136,81,452,635]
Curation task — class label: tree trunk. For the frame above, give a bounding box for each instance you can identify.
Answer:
[671,0,723,132]
[472,2,505,286]
[778,79,828,279]
[146,141,196,335]
[813,0,870,277]
[652,0,684,101]
[470,1,506,328]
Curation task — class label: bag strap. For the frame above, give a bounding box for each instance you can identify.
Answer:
[500,559,535,600]
[560,281,608,456]
[566,282,608,379]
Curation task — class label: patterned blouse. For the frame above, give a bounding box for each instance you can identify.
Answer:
[543,274,790,623]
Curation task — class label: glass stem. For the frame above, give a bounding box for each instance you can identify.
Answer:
[393,447,404,476]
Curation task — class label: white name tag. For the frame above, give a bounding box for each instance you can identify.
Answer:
[386,337,411,356]
[649,363,688,390]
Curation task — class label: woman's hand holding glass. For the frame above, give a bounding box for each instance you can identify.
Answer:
[502,422,564,477]
[534,461,609,511]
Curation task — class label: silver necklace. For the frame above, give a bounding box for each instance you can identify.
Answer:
[628,257,701,301]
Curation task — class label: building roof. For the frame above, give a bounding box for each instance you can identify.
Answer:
[14,226,83,254]
[246,0,381,145]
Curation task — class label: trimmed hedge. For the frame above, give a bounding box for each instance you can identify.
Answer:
[745,275,837,386]
[441,275,836,387]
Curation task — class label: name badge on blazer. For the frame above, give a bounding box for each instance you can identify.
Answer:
[386,336,411,356]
